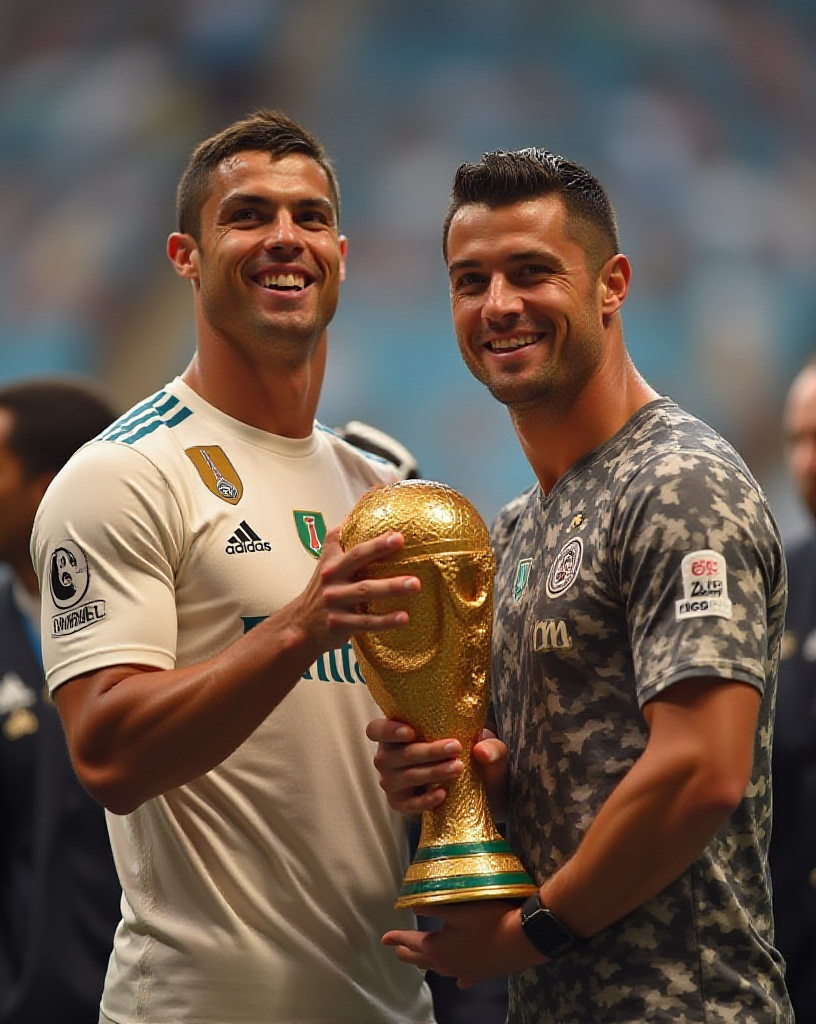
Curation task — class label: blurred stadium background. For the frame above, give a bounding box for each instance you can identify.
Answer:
[1,0,814,535]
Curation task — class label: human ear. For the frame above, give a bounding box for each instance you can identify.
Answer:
[599,253,631,315]
[167,232,200,281]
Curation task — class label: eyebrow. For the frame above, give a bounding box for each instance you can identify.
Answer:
[218,193,336,219]
[447,258,481,276]
[448,249,565,276]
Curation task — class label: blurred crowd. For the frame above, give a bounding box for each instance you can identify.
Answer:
[0,0,814,527]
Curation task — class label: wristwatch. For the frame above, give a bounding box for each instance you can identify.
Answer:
[520,892,579,959]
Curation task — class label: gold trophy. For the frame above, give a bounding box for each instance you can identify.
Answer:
[341,479,537,909]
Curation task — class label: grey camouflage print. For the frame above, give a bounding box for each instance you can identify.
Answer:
[491,399,792,1023]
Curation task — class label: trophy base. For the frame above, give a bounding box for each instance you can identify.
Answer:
[395,838,537,909]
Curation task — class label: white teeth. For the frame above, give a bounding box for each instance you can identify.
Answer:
[259,273,305,290]
[490,334,536,351]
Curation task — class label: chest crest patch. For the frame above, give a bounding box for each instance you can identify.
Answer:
[185,446,243,504]
[294,510,327,558]
[514,558,533,602]
[546,537,583,598]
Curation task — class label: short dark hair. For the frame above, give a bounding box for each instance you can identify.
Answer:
[175,108,341,241]
[0,376,118,479]
[442,148,620,272]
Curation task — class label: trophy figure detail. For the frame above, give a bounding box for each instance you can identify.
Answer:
[340,479,537,909]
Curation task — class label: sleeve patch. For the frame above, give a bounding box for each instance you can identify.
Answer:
[675,549,733,621]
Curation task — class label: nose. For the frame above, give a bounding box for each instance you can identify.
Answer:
[482,275,522,325]
[263,211,302,253]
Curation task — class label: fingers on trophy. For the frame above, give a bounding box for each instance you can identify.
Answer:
[341,479,537,908]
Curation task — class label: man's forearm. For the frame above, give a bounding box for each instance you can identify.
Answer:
[56,611,321,814]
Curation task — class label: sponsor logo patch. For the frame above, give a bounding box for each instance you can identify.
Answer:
[185,446,243,504]
[514,558,533,602]
[675,549,733,621]
[226,520,272,555]
[241,619,365,685]
[52,601,106,637]
[47,541,106,634]
[532,619,573,652]
[546,537,583,599]
[294,510,326,558]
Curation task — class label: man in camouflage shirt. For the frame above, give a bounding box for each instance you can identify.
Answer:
[368,148,793,1022]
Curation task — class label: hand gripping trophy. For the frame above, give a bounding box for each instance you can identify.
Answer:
[341,479,536,908]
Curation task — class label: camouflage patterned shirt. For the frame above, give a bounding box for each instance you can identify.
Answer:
[491,399,792,1023]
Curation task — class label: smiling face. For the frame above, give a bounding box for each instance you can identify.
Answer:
[446,196,618,414]
[170,150,346,367]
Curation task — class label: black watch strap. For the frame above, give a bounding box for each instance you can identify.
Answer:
[520,893,579,959]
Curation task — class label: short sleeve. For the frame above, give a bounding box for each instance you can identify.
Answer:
[611,451,785,705]
[32,441,184,690]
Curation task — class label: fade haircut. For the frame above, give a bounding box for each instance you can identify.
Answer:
[442,148,620,273]
[0,376,118,479]
[175,108,341,241]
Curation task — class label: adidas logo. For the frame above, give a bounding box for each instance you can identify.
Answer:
[226,520,272,555]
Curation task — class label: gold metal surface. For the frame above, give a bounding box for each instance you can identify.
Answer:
[404,852,526,882]
[341,479,537,907]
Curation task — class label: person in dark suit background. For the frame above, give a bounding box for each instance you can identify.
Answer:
[0,376,121,1024]
[770,354,816,1024]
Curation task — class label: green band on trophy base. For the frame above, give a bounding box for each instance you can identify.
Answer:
[398,872,538,908]
[412,839,515,862]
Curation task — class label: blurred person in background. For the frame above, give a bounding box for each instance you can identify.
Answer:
[0,376,121,1024]
[30,109,435,1024]
[368,147,792,1023]
[770,353,816,1024]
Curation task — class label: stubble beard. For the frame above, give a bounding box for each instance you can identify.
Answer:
[209,293,332,370]
[465,328,604,418]
[252,315,323,367]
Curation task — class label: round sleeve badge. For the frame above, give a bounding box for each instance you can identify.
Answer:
[48,540,90,608]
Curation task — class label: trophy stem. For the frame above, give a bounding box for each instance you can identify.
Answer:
[396,755,537,909]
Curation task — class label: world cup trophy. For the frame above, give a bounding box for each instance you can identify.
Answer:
[341,479,537,909]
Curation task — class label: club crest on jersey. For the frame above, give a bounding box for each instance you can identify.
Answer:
[546,537,583,598]
[514,558,533,602]
[294,510,326,558]
[185,446,243,504]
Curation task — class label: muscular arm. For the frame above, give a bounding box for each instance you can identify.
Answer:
[540,675,760,935]
[55,528,419,814]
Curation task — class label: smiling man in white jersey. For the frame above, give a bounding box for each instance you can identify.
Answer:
[31,109,434,1024]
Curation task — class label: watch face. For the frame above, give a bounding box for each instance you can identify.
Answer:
[521,896,576,958]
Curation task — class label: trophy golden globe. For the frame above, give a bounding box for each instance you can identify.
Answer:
[341,479,537,909]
